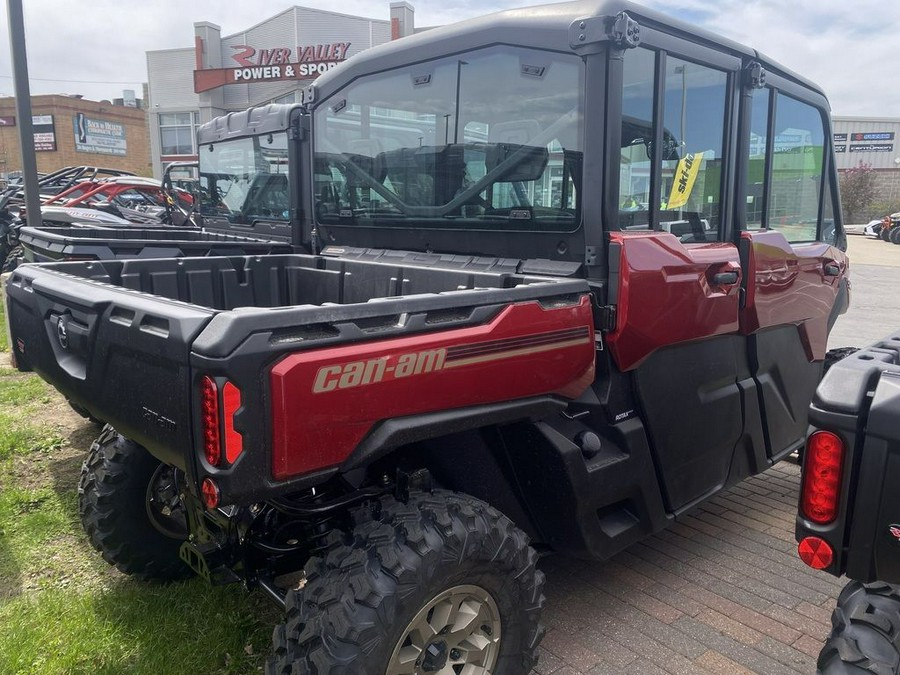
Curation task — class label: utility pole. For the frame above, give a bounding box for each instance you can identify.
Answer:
[6,0,42,226]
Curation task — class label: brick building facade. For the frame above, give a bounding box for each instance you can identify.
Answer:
[832,116,900,220]
[0,95,151,179]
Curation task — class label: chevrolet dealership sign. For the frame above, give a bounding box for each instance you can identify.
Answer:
[194,42,351,93]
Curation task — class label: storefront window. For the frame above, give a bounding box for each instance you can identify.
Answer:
[160,112,200,156]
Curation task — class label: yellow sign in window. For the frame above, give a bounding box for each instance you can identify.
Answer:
[667,151,705,210]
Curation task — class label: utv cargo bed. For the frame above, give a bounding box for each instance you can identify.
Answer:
[5,253,593,501]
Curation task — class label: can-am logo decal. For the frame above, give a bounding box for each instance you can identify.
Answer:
[311,326,591,393]
[890,524,900,541]
[313,349,448,393]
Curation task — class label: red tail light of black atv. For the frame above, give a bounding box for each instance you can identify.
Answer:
[200,376,221,467]
[800,430,845,525]
[199,376,244,470]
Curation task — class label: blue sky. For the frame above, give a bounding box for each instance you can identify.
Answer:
[0,0,897,117]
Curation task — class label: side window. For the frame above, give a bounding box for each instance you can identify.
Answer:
[821,176,838,245]
[617,49,728,241]
[618,48,655,228]
[769,94,825,242]
[659,58,727,239]
[746,88,770,229]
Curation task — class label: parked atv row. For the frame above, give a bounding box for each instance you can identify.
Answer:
[869,211,900,244]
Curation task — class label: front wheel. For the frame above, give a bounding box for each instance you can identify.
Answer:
[267,490,545,674]
[818,581,900,674]
[78,425,190,581]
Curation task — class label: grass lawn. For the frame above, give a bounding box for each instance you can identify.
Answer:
[0,301,280,674]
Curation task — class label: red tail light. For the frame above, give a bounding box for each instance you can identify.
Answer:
[200,375,221,467]
[800,430,845,524]
[200,376,243,469]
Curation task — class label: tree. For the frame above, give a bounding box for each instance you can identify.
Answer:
[839,161,876,223]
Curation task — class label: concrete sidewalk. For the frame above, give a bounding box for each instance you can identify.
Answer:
[534,461,843,674]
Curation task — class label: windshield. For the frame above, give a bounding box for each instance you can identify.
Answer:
[199,133,290,222]
[313,46,583,231]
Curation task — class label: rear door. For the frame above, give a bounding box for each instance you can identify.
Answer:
[739,79,849,460]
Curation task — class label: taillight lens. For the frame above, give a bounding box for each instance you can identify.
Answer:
[800,430,845,524]
[200,375,221,467]
[222,381,243,464]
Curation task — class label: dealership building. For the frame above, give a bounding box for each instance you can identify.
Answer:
[0,94,151,179]
[145,3,418,177]
[832,116,900,211]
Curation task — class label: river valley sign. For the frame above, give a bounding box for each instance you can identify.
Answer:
[194,42,351,93]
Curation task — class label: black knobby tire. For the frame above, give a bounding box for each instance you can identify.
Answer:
[882,226,892,242]
[1,243,20,273]
[78,425,190,581]
[818,581,900,674]
[267,490,545,674]
[825,347,859,375]
[891,227,900,245]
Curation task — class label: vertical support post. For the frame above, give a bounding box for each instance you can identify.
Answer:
[6,0,42,227]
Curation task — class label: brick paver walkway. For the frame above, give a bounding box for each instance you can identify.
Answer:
[534,460,842,674]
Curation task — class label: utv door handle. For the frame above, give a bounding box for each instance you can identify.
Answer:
[824,262,841,277]
[711,271,739,285]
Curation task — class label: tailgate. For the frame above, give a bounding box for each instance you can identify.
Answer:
[5,263,214,467]
[797,336,900,582]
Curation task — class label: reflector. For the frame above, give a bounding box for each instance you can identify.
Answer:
[201,477,220,510]
[798,536,833,570]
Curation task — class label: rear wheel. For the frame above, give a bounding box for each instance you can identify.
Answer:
[78,425,190,581]
[818,581,900,674]
[881,226,892,242]
[267,490,545,675]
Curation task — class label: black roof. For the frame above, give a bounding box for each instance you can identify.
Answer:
[309,0,824,103]
[196,0,827,143]
[197,103,300,144]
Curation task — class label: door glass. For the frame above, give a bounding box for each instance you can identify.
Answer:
[659,58,727,240]
[769,94,825,242]
[618,48,655,229]
[821,176,837,245]
[746,88,770,229]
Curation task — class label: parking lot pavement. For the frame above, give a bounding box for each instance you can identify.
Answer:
[535,461,844,674]
[829,234,900,348]
[533,235,900,674]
